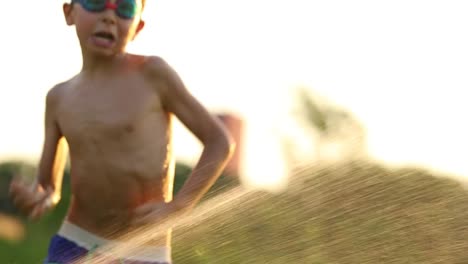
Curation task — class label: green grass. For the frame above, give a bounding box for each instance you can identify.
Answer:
[2,160,468,263]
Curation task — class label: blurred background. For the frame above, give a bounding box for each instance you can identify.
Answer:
[2,0,468,263]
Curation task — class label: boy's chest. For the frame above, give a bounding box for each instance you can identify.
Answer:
[57,80,163,138]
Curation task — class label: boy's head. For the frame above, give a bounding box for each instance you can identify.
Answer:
[63,0,145,56]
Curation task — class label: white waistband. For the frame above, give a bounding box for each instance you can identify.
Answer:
[58,220,171,262]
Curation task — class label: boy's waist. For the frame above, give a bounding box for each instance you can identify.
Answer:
[66,197,170,234]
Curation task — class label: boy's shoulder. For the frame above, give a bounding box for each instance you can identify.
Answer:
[139,55,172,76]
[45,79,73,105]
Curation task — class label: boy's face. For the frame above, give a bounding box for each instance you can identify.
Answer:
[63,0,145,57]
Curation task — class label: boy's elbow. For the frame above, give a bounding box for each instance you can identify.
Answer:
[225,136,236,159]
[214,132,236,159]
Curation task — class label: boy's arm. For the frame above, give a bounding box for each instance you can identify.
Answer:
[151,57,235,211]
[10,85,68,219]
[36,86,68,201]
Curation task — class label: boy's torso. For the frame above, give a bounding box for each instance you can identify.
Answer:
[53,55,174,245]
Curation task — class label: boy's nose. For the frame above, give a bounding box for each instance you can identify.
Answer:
[101,9,117,25]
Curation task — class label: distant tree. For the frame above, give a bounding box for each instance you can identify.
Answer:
[286,88,367,163]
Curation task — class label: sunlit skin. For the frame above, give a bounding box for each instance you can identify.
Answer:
[9,0,235,248]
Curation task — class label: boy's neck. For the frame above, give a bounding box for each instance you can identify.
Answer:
[80,51,128,75]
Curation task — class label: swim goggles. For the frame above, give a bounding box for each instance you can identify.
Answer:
[71,0,139,20]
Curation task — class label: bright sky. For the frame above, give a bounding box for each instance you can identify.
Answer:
[1,1,468,190]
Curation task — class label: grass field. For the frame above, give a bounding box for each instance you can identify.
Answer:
[2,160,468,263]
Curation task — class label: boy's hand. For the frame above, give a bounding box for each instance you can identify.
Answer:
[9,179,58,220]
[131,201,185,228]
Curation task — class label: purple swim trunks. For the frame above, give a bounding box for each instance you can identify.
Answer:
[43,221,172,264]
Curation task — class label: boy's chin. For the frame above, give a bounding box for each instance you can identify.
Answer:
[86,46,122,58]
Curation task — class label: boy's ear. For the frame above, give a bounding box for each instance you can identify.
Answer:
[63,3,75,26]
[133,19,145,40]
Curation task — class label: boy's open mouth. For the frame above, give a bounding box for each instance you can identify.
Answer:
[93,31,116,42]
[91,31,116,48]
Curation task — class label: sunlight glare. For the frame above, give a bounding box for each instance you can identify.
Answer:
[240,121,289,193]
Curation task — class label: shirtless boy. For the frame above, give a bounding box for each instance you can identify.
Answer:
[9,0,235,263]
